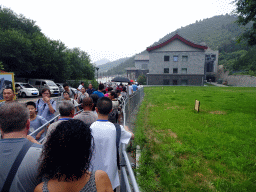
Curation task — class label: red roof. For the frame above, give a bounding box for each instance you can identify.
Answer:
[147,34,208,51]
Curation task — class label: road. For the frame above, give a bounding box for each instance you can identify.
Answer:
[16,95,60,104]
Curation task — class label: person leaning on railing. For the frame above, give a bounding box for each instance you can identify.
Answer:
[34,119,113,192]
[43,101,75,144]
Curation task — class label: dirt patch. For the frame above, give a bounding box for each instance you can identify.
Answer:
[179,154,188,160]
[155,129,177,138]
[209,111,226,115]
[147,103,157,108]
[166,106,179,110]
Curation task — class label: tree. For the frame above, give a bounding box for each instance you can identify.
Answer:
[137,75,146,85]
[0,61,4,70]
[233,0,256,46]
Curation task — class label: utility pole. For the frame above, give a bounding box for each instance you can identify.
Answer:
[96,67,99,83]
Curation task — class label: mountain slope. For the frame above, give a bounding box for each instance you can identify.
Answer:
[98,57,128,72]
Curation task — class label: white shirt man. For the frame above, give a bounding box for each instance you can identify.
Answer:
[90,97,134,190]
[128,82,133,96]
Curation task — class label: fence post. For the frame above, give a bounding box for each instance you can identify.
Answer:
[120,143,127,192]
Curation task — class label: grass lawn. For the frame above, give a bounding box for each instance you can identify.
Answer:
[134,86,256,192]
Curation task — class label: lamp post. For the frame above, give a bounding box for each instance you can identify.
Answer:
[96,67,99,83]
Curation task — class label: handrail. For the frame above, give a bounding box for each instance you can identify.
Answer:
[121,144,140,192]
[120,88,144,192]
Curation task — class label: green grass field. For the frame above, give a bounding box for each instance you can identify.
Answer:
[134,86,256,192]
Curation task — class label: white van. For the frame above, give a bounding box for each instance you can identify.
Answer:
[15,82,39,98]
[28,79,60,96]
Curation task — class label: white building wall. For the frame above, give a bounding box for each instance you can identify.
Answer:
[149,51,205,74]
[155,39,204,52]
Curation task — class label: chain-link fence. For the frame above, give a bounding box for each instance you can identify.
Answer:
[123,87,144,128]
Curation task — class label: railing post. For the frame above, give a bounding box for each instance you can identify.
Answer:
[120,143,127,192]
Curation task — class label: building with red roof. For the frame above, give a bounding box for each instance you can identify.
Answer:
[128,33,218,85]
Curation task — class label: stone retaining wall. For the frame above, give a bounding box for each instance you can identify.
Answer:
[219,70,256,87]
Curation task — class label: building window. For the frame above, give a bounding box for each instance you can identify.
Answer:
[206,61,214,72]
[173,80,178,85]
[164,56,169,61]
[181,80,188,85]
[142,64,148,69]
[181,68,187,74]
[182,56,188,62]
[164,68,169,73]
[205,55,211,61]
[163,79,170,85]
[173,56,178,62]
[173,68,178,74]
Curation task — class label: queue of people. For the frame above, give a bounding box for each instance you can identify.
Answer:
[0,82,135,192]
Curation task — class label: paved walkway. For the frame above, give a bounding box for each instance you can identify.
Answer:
[208,82,228,87]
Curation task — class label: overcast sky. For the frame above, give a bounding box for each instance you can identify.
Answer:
[1,0,236,63]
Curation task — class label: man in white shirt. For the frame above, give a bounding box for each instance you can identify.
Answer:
[128,82,133,96]
[77,82,84,94]
[90,97,134,191]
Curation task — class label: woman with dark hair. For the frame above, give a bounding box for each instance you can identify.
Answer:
[34,119,112,192]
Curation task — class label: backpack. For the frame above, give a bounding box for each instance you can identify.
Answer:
[114,123,121,170]
[71,89,76,98]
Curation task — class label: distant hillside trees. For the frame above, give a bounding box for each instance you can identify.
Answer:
[234,0,256,46]
[104,56,135,76]
[0,6,95,82]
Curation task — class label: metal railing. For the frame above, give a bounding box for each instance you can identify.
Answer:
[120,87,144,192]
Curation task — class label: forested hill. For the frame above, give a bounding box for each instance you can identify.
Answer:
[98,57,128,72]
[149,14,251,52]
[104,14,253,76]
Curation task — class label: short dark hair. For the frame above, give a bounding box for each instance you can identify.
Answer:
[108,87,113,92]
[0,103,29,133]
[26,101,36,108]
[90,94,99,111]
[81,82,84,84]
[63,91,70,96]
[98,83,104,91]
[38,119,94,181]
[122,87,126,92]
[59,101,74,116]
[97,97,112,115]
[3,88,14,93]
[128,82,131,85]
[82,97,93,107]
[42,88,50,94]
[63,83,69,88]
[110,91,117,98]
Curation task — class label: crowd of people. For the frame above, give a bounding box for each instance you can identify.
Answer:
[0,81,141,192]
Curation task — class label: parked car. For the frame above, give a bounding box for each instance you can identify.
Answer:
[15,82,39,98]
[28,79,59,96]
[56,83,65,95]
